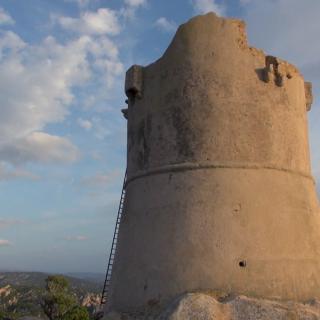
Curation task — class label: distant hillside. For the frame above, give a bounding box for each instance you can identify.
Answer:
[0,272,102,319]
[65,272,105,285]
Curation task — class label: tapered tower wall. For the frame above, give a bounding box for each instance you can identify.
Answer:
[108,13,320,312]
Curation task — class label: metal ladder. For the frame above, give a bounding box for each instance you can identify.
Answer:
[101,171,127,306]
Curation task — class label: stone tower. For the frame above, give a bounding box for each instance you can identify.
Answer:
[108,12,320,314]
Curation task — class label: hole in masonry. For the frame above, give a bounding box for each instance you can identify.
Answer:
[239,260,246,268]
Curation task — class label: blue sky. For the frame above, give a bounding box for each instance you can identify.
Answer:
[0,0,319,273]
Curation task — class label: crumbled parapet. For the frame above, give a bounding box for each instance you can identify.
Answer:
[305,81,313,111]
[263,55,284,87]
[125,65,144,101]
[262,55,300,87]
[230,19,248,49]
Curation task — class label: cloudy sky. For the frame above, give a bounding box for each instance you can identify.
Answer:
[0,0,319,274]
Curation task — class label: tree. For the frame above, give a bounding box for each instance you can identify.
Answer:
[41,275,89,320]
[64,306,90,320]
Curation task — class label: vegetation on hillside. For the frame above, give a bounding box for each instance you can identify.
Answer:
[0,273,101,320]
[41,275,89,320]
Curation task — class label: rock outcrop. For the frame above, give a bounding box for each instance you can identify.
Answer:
[103,293,320,319]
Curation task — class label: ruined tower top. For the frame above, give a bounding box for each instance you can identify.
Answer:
[124,12,313,183]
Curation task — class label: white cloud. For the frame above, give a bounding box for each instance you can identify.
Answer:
[91,117,112,140]
[124,0,146,7]
[155,17,177,33]
[0,8,14,25]
[0,23,123,166]
[120,0,147,19]
[239,0,252,5]
[77,118,92,130]
[80,170,120,188]
[0,240,12,247]
[89,37,119,59]
[0,164,39,181]
[191,0,225,16]
[0,33,90,141]
[94,58,124,88]
[0,132,80,165]
[54,9,124,86]
[86,36,124,87]
[65,0,91,7]
[0,219,25,228]
[64,235,88,241]
[90,151,103,161]
[0,31,25,59]
[57,8,121,35]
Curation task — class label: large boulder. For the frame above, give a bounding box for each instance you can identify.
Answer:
[158,293,320,320]
[158,293,231,320]
[104,293,320,319]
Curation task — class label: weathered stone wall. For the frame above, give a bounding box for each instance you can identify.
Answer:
[107,12,320,313]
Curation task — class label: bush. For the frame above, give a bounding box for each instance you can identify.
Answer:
[41,275,89,320]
